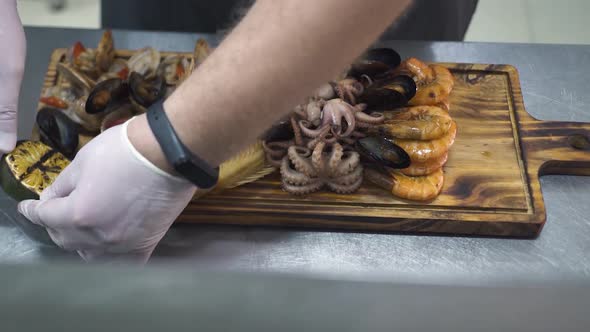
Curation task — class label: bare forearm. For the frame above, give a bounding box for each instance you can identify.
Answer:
[129,0,411,171]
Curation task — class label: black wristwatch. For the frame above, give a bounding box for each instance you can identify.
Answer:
[146,100,219,189]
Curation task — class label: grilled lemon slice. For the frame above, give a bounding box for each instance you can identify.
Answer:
[0,140,70,201]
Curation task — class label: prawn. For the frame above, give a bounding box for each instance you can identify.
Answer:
[435,98,451,112]
[399,152,448,176]
[379,106,452,140]
[390,120,457,163]
[393,57,434,84]
[365,167,444,201]
[409,65,454,106]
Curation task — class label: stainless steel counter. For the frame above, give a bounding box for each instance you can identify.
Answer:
[1,27,589,282]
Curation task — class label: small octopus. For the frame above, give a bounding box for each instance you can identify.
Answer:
[280,141,363,195]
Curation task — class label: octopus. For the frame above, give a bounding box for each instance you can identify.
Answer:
[294,98,325,127]
[298,99,385,141]
[265,97,386,172]
[280,142,363,195]
[334,78,364,105]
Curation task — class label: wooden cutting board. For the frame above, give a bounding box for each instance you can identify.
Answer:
[181,63,590,238]
[38,50,590,238]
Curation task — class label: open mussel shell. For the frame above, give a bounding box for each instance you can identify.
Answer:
[36,107,80,159]
[158,55,191,85]
[359,75,417,110]
[63,97,103,133]
[85,78,129,114]
[96,29,115,73]
[128,47,161,79]
[129,72,166,108]
[355,136,411,169]
[188,38,211,73]
[348,48,402,79]
[56,63,95,96]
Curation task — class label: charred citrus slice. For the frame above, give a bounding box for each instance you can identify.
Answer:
[0,140,70,201]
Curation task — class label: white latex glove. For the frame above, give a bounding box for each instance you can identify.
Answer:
[0,0,27,152]
[17,120,197,263]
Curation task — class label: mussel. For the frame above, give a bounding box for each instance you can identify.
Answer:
[107,59,130,80]
[188,38,211,73]
[85,78,129,114]
[36,107,80,159]
[128,47,161,79]
[96,30,116,73]
[56,63,95,96]
[348,48,402,80]
[66,96,104,133]
[260,115,294,142]
[355,136,411,170]
[359,75,417,110]
[158,55,191,85]
[129,72,166,108]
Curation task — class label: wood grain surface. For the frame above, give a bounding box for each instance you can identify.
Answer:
[37,50,590,238]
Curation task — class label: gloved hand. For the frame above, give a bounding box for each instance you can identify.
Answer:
[0,0,27,152]
[17,119,197,263]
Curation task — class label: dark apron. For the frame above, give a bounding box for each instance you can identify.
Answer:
[101,0,478,41]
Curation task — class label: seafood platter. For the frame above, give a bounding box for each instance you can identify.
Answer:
[2,30,589,238]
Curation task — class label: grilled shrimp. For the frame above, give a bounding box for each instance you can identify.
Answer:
[379,106,452,140]
[390,120,457,163]
[393,57,434,83]
[365,167,444,201]
[399,152,448,176]
[409,65,454,106]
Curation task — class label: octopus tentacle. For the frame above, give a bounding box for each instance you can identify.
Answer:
[288,146,317,177]
[355,121,381,129]
[299,120,329,138]
[282,180,324,196]
[311,141,326,174]
[326,175,363,194]
[327,143,344,176]
[262,140,292,158]
[290,115,304,146]
[280,157,315,185]
[306,125,331,149]
[263,140,292,167]
[334,151,361,177]
[330,164,363,186]
[354,103,368,113]
[355,111,384,124]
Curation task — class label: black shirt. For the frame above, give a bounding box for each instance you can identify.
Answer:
[101,0,478,41]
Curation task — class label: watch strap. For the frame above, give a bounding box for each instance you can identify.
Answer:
[146,100,219,188]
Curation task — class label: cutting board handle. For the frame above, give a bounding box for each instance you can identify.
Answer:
[523,120,590,176]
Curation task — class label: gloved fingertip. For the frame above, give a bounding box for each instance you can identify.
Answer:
[17,200,42,226]
[0,134,16,154]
